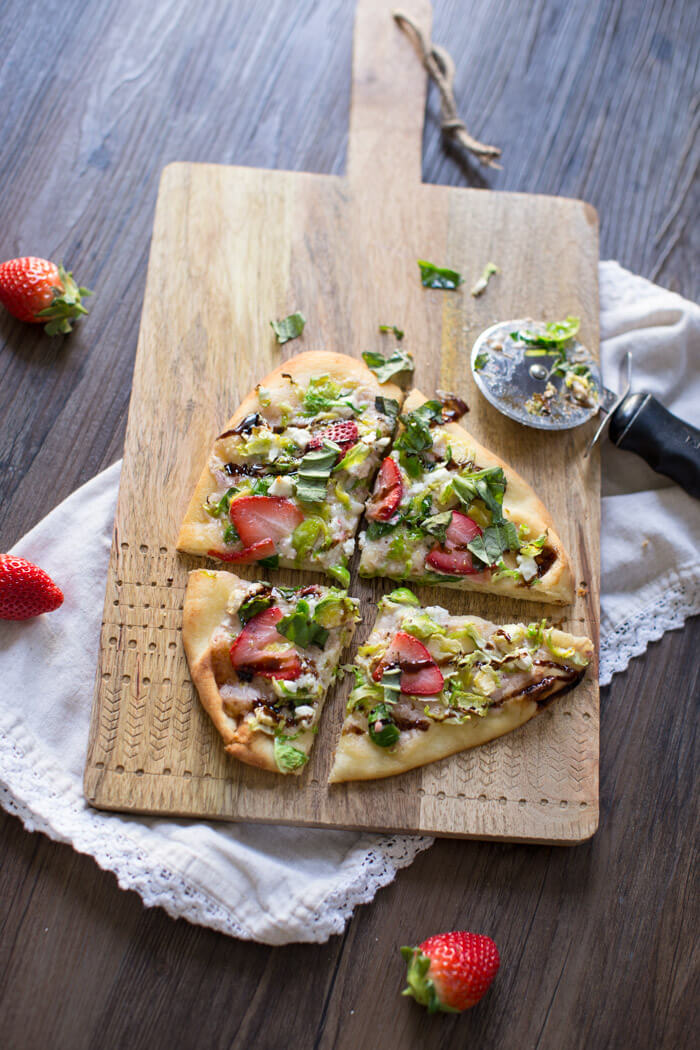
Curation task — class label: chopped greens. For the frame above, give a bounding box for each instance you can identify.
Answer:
[328,563,351,588]
[418,259,463,290]
[470,262,499,298]
[380,665,402,707]
[291,517,327,562]
[362,348,415,385]
[473,348,489,371]
[420,511,453,545]
[368,703,400,747]
[378,324,405,340]
[375,395,400,422]
[205,487,238,518]
[259,554,279,570]
[273,734,308,772]
[276,599,329,649]
[452,467,507,523]
[393,400,444,474]
[302,376,361,416]
[384,588,421,607]
[270,311,306,344]
[296,443,340,502]
[223,522,239,545]
[511,316,580,348]
[467,521,520,569]
[238,592,274,625]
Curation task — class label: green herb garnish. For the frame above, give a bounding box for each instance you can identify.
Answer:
[375,395,400,422]
[276,599,329,649]
[223,522,239,545]
[420,511,453,545]
[296,443,340,503]
[452,467,507,522]
[473,349,489,371]
[368,701,400,748]
[362,348,415,386]
[467,520,520,569]
[273,733,309,772]
[238,591,274,625]
[270,311,306,345]
[511,316,580,348]
[259,555,279,570]
[418,259,463,290]
[378,324,405,340]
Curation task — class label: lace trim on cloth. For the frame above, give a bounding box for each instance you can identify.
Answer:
[0,714,432,944]
[599,569,700,685]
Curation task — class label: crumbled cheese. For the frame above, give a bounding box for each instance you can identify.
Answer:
[268,475,295,497]
[286,427,311,449]
[294,704,315,719]
[517,553,539,581]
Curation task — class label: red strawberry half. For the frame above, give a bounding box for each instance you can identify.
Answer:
[372,630,444,696]
[0,257,91,335]
[207,539,275,564]
[230,606,302,680]
[230,496,303,548]
[366,456,402,521]
[401,931,500,1013]
[0,554,64,620]
[308,420,359,454]
[426,511,484,576]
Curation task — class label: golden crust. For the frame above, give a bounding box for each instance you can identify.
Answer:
[329,616,593,783]
[360,387,575,605]
[177,351,403,561]
[182,568,349,775]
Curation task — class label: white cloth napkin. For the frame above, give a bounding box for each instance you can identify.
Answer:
[1,262,698,945]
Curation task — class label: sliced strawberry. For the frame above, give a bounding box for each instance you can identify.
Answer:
[426,511,484,576]
[230,606,302,680]
[366,457,402,521]
[372,630,444,696]
[230,495,303,548]
[207,539,275,564]
[309,420,359,454]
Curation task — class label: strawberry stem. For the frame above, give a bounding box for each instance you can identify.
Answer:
[36,264,92,335]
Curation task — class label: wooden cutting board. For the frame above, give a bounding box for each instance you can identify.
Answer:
[84,0,600,843]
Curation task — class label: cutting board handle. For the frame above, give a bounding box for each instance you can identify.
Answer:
[347,0,431,186]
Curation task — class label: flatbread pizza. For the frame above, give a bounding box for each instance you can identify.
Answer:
[183,570,359,774]
[177,351,404,585]
[358,389,574,603]
[329,588,593,782]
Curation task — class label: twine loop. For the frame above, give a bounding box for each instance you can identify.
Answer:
[393,9,502,169]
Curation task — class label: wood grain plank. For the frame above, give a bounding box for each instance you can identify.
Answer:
[84,0,600,843]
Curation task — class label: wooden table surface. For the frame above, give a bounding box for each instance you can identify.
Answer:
[0,1,697,1047]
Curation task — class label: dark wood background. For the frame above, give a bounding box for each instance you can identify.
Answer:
[0,1,697,1047]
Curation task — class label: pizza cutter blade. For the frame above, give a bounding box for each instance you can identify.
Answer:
[469,320,700,499]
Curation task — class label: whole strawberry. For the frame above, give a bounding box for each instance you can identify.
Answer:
[0,555,64,620]
[401,931,500,1013]
[0,257,91,335]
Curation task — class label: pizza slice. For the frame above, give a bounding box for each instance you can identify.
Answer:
[358,389,574,603]
[183,570,360,774]
[328,588,593,782]
[177,351,405,584]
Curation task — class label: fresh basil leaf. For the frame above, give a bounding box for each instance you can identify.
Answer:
[470,262,499,298]
[205,487,238,518]
[395,400,443,456]
[452,467,507,522]
[380,665,402,706]
[418,259,463,290]
[366,519,398,540]
[270,311,306,345]
[296,443,340,503]
[473,349,489,371]
[467,521,520,568]
[276,599,329,649]
[420,511,453,544]
[362,348,415,386]
[273,734,309,772]
[511,316,580,348]
[374,395,400,422]
[398,450,423,479]
[368,701,400,747]
[238,592,274,625]
[259,555,279,570]
[223,522,239,545]
[378,324,405,340]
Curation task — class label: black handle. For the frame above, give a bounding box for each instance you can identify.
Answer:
[609,392,700,499]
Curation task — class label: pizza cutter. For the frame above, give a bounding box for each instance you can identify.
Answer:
[470,320,700,499]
